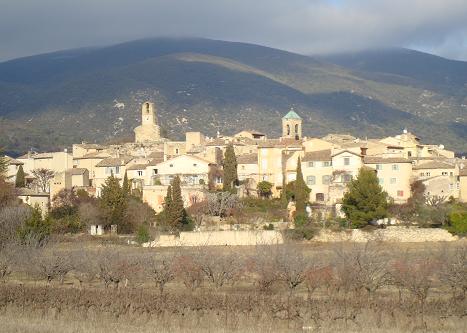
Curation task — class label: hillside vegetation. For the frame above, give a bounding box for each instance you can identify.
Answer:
[0,38,466,154]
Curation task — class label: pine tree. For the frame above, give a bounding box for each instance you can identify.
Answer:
[342,167,389,228]
[294,157,309,218]
[99,174,127,228]
[122,171,131,197]
[164,185,173,224]
[223,144,238,193]
[15,165,25,188]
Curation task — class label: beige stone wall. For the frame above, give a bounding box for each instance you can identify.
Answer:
[365,162,412,203]
[301,160,333,203]
[459,176,467,203]
[145,230,284,247]
[142,185,206,213]
[313,227,458,242]
[238,163,260,183]
[185,132,205,151]
[303,138,333,152]
[258,147,284,189]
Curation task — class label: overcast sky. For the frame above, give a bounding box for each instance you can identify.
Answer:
[1,0,467,62]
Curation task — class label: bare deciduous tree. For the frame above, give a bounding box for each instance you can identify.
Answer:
[32,168,54,193]
[173,253,204,290]
[196,249,243,288]
[205,192,241,217]
[438,246,467,300]
[147,256,175,294]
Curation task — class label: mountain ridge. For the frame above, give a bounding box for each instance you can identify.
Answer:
[0,38,466,155]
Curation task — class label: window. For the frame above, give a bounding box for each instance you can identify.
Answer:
[457,182,460,189]
[343,174,352,183]
[153,169,158,175]
[137,171,143,177]
[316,193,325,202]
[442,172,448,176]
[306,176,316,186]
[408,151,412,157]
[261,160,268,170]
[390,178,397,184]
[241,165,245,170]
[323,161,332,167]
[344,157,350,166]
[175,148,179,154]
[392,164,399,171]
[287,124,290,136]
[376,164,383,171]
[170,164,174,167]
[426,172,431,176]
[397,190,404,197]
[449,183,454,190]
[378,178,384,185]
[322,175,331,185]
[308,161,314,168]
[105,167,112,175]
[262,175,269,181]
[294,124,299,134]
[115,166,120,174]
[193,163,197,167]
[450,172,454,176]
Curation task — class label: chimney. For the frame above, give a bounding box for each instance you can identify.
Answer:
[360,147,368,156]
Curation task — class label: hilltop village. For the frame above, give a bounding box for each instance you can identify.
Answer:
[4,101,467,217]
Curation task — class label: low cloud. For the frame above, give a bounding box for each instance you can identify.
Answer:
[1,0,467,61]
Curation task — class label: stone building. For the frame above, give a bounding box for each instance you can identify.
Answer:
[134,102,161,143]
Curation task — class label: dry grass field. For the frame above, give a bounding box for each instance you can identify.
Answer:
[0,239,466,332]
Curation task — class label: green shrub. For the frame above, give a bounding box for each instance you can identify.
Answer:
[294,214,308,228]
[136,224,151,244]
[17,205,51,246]
[447,210,467,236]
[284,224,316,240]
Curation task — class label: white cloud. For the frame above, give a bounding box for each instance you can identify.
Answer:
[1,0,467,61]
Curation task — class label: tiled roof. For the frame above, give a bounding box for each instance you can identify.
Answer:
[258,138,302,148]
[68,168,88,175]
[17,188,49,196]
[459,168,467,176]
[364,157,412,164]
[33,153,53,159]
[237,153,258,164]
[331,149,362,158]
[147,151,164,159]
[96,156,133,167]
[76,151,110,159]
[6,156,24,165]
[413,161,455,170]
[303,149,332,162]
[126,164,148,171]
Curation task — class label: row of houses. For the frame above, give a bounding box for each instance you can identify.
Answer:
[5,102,467,216]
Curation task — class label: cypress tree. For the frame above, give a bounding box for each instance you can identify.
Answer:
[223,144,238,193]
[342,167,389,228]
[15,165,25,188]
[122,171,131,197]
[164,185,173,225]
[294,157,308,218]
[100,173,127,228]
[171,175,185,227]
